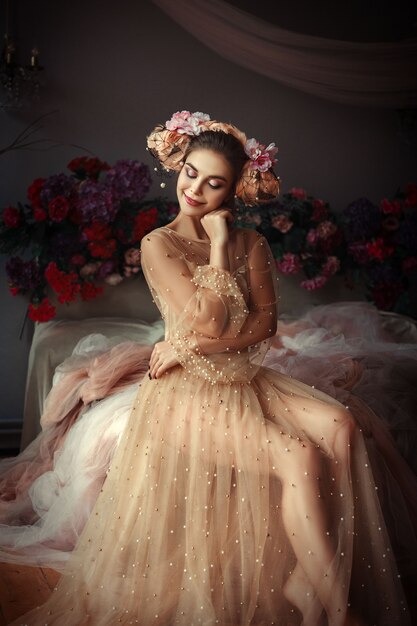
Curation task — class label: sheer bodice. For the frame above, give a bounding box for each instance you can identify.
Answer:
[141,226,279,384]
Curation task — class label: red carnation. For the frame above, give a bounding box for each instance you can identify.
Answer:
[9,286,20,296]
[88,239,117,259]
[380,199,401,215]
[45,262,80,303]
[2,206,21,228]
[83,222,112,241]
[48,195,70,222]
[132,207,158,242]
[80,281,104,301]
[33,207,47,222]
[28,177,46,209]
[366,237,394,261]
[67,156,110,179]
[28,298,57,322]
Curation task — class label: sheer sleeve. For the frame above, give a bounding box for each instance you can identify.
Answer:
[141,229,278,384]
[140,230,249,338]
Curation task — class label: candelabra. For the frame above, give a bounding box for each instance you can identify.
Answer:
[1,0,44,112]
[0,34,44,111]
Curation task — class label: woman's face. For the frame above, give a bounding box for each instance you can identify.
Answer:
[176,149,234,217]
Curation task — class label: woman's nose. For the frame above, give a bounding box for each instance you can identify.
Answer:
[190,180,202,195]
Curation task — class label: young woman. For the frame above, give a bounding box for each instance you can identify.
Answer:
[5,111,416,625]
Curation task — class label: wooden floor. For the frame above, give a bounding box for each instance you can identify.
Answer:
[0,563,60,625]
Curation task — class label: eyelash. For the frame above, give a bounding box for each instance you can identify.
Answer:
[185,168,221,190]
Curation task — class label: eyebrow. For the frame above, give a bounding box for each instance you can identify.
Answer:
[186,161,228,182]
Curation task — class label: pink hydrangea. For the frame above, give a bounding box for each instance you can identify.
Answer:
[276,253,302,274]
[316,220,338,239]
[165,110,210,136]
[244,139,278,172]
[105,273,124,286]
[300,275,328,290]
[322,256,340,277]
[271,214,293,233]
[306,228,319,245]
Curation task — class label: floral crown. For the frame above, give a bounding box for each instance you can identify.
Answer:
[146,110,280,206]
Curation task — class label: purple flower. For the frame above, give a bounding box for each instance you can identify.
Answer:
[6,257,41,290]
[343,198,381,243]
[76,181,117,223]
[104,160,151,204]
[348,242,368,264]
[40,174,76,208]
[96,260,116,279]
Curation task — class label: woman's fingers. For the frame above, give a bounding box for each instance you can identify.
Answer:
[148,341,180,379]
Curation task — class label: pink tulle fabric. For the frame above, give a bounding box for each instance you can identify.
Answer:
[0,339,151,568]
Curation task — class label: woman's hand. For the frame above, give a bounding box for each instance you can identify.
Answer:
[149,340,180,379]
[201,208,234,246]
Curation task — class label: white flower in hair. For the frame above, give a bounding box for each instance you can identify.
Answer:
[165,110,211,136]
[244,138,278,172]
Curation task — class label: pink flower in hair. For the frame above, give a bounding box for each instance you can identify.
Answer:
[244,138,278,172]
[165,110,210,136]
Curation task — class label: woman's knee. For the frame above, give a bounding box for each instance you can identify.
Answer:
[332,409,357,457]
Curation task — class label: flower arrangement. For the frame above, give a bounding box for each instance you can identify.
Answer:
[237,187,346,291]
[0,156,178,322]
[342,183,417,314]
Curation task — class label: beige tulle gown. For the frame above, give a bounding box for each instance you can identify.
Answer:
[10,226,413,626]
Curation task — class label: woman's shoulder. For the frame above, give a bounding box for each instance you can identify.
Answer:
[140,226,175,262]
[141,225,171,242]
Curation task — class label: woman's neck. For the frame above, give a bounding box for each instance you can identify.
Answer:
[166,214,210,241]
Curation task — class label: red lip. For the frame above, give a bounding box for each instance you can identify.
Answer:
[184,192,203,207]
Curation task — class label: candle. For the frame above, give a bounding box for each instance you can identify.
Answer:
[30,47,39,68]
[5,42,15,65]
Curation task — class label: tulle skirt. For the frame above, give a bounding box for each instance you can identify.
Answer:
[6,360,413,625]
[1,302,416,625]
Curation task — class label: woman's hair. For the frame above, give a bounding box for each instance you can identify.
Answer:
[147,113,280,206]
[185,130,248,185]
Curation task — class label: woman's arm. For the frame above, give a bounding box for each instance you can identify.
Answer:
[183,235,278,355]
[140,230,248,339]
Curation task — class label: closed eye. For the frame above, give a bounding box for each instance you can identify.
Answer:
[185,167,197,179]
[185,164,225,190]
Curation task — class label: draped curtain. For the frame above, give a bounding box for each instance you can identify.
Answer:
[152,0,417,109]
